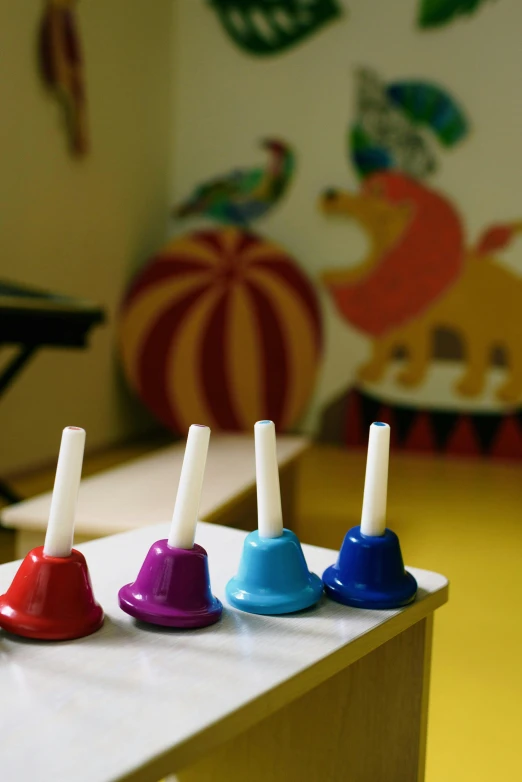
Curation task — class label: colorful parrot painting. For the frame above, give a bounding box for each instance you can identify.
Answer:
[208,0,342,57]
[349,69,469,181]
[174,139,296,227]
[39,0,88,156]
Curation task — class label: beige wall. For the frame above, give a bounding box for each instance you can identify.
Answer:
[0,0,175,473]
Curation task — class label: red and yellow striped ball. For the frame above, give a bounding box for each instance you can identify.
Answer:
[118,228,323,433]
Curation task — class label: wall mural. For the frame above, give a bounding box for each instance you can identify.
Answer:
[39,0,88,156]
[119,141,322,434]
[321,174,522,404]
[320,69,522,458]
[207,0,342,56]
[350,69,468,180]
[418,0,493,29]
[174,139,295,227]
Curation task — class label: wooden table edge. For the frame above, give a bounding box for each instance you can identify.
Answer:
[118,583,449,781]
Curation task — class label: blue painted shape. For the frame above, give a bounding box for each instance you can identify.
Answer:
[226,529,323,615]
[322,525,417,610]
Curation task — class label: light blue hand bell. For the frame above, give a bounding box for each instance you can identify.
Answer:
[226,421,323,615]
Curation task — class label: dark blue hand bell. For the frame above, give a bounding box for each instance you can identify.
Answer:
[323,422,417,610]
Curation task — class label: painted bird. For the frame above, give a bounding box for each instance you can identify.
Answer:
[174,139,295,227]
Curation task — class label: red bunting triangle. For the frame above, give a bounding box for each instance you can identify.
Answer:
[446,416,479,456]
[345,390,364,447]
[490,416,522,459]
[404,412,434,452]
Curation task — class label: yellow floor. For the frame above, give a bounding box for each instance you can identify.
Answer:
[295,445,522,782]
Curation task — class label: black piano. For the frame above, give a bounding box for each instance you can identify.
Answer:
[0,279,105,502]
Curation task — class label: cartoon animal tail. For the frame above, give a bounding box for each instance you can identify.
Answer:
[474,221,522,256]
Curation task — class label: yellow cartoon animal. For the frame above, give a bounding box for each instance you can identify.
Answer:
[320,171,522,403]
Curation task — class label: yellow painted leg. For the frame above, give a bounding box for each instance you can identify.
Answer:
[396,324,431,388]
[455,339,491,397]
[496,345,522,403]
[358,334,397,384]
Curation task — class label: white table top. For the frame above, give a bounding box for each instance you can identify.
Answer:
[1,434,308,535]
[0,522,448,782]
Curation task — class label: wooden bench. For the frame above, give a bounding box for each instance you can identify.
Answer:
[1,434,309,558]
[0,521,448,782]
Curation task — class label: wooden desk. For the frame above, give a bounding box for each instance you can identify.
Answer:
[0,522,448,782]
[1,434,309,558]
